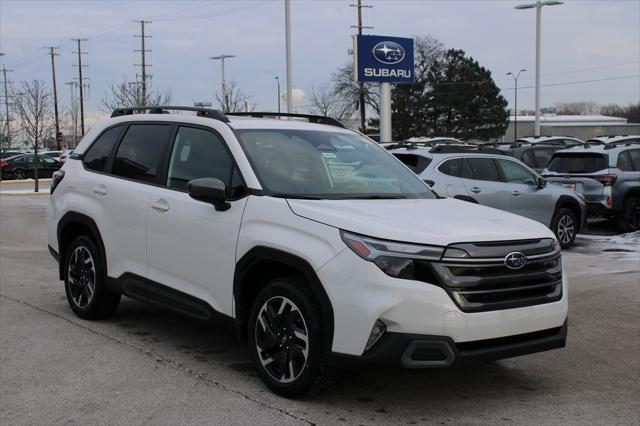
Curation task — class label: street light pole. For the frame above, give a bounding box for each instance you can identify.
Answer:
[284,0,293,113]
[210,54,235,112]
[275,76,281,113]
[515,0,563,136]
[507,69,526,140]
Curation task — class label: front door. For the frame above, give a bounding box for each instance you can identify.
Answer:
[461,157,511,212]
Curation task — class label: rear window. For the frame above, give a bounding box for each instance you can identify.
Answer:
[533,148,555,169]
[547,153,607,173]
[393,154,432,174]
[438,158,462,177]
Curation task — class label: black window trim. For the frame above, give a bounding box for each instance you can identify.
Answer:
[80,123,128,177]
[435,156,464,178]
[464,156,504,182]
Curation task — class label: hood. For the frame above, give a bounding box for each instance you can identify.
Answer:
[287,198,555,246]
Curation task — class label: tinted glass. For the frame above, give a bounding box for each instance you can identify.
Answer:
[533,148,554,169]
[628,150,640,171]
[112,124,172,183]
[84,126,123,172]
[167,127,234,191]
[547,153,607,173]
[393,154,432,174]
[564,139,583,147]
[617,151,633,171]
[521,150,535,168]
[235,129,433,199]
[497,159,537,185]
[438,158,463,177]
[466,158,501,182]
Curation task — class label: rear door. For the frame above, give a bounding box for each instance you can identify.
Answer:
[544,152,608,202]
[434,157,466,197]
[461,157,511,211]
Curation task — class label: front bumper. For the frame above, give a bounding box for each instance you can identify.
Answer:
[331,321,567,369]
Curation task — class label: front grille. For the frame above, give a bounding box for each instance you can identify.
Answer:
[423,239,562,312]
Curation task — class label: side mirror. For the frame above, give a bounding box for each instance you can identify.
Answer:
[536,177,546,190]
[187,178,230,211]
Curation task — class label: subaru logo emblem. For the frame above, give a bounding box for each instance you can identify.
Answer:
[372,41,405,65]
[504,252,527,270]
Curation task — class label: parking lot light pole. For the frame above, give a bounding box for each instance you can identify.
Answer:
[275,76,281,113]
[515,0,563,136]
[285,0,293,113]
[507,69,526,140]
[210,54,235,112]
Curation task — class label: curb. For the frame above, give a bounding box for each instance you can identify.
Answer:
[0,191,50,196]
[0,179,52,185]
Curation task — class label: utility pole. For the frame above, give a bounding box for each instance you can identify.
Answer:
[210,54,235,112]
[1,62,13,151]
[133,20,152,103]
[65,81,78,146]
[507,69,526,140]
[72,38,88,136]
[284,0,293,113]
[45,46,61,150]
[350,0,373,132]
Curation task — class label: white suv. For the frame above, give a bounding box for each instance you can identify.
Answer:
[46,107,568,397]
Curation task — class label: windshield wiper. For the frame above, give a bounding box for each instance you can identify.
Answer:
[271,193,325,200]
[345,195,409,199]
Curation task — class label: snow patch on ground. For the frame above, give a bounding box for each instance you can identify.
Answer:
[571,231,639,261]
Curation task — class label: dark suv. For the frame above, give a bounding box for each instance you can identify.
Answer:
[543,143,640,232]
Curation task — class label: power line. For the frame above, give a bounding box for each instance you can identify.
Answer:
[44,46,61,150]
[133,20,152,102]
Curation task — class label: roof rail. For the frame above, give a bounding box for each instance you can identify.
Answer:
[111,106,229,122]
[603,140,640,149]
[226,112,345,128]
[429,145,507,155]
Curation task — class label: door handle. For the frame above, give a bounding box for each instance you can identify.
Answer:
[150,200,170,212]
[512,190,521,196]
[470,187,481,194]
[92,185,107,196]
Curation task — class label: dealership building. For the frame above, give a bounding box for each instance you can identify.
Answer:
[504,114,640,141]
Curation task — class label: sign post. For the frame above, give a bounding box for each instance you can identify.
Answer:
[354,35,414,142]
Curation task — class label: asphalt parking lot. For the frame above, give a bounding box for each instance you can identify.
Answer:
[1,195,639,425]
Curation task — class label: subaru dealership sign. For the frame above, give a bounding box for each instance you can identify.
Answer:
[354,35,415,84]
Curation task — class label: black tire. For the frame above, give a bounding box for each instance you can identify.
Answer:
[248,277,338,398]
[552,207,577,249]
[618,196,640,233]
[14,168,26,180]
[63,235,120,320]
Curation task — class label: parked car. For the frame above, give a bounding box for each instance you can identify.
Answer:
[380,137,466,150]
[0,153,63,180]
[502,144,565,174]
[47,106,568,397]
[542,142,640,232]
[586,135,640,146]
[390,145,586,247]
[1,150,25,159]
[514,136,585,147]
[42,150,64,160]
[58,149,74,162]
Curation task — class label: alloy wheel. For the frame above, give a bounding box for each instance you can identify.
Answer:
[627,200,640,231]
[14,169,25,180]
[254,296,309,384]
[67,246,96,309]
[557,214,575,245]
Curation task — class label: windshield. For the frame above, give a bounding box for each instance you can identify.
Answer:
[547,153,607,173]
[235,129,434,199]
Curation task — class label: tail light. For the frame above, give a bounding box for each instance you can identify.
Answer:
[59,154,68,162]
[0,161,7,168]
[51,170,65,194]
[592,174,617,186]
[606,196,612,207]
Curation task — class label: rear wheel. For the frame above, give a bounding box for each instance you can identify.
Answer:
[248,278,338,397]
[14,168,26,180]
[619,196,640,233]
[552,207,577,248]
[64,236,120,320]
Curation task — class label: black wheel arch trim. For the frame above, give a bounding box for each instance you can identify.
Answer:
[554,195,582,232]
[233,246,335,350]
[453,195,478,204]
[56,212,107,281]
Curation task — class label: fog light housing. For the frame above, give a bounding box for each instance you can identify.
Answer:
[365,320,386,351]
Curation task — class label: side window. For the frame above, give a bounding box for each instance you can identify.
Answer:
[112,124,173,183]
[628,150,640,171]
[533,148,554,169]
[466,158,501,182]
[497,159,537,185]
[520,150,535,168]
[83,126,123,172]
[393,154,431,174]
[461,158,474,179]
[39,157,56,165]
[438,158,462,177]
[166,127,241,195]
[564,139,582,147]
[617,151,633,171]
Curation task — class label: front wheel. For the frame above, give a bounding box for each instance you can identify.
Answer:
[248,278,338,397]
[552,208,577,249]
[13,168,26,180]
[618,196,640,232]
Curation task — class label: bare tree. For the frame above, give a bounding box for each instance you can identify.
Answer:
[12,80,54,191]
[306,83,352,119]
[332,63,379,119]
[554,101,600,115]
[100,79,172,112]
[215,80,253,113]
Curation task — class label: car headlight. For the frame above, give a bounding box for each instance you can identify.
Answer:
[340,231,444,279]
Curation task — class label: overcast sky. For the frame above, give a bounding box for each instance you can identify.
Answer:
[1,0,639,123]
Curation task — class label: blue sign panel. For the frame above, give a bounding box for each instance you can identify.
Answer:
[355,35,415,84]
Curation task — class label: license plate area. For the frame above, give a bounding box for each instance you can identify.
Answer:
[562,183,576,191]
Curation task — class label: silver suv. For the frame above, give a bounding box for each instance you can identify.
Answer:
[391,146,586,248]
[542,141,640,232]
